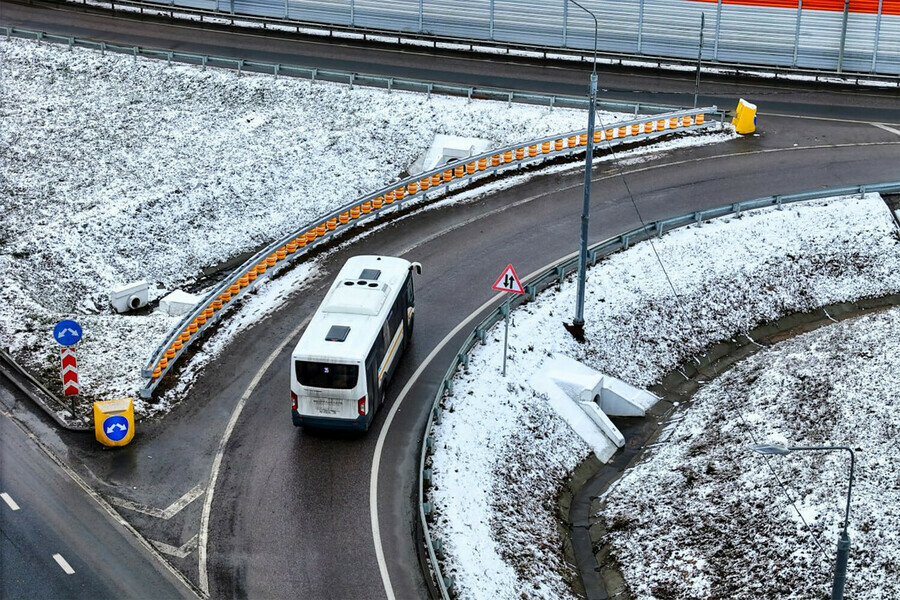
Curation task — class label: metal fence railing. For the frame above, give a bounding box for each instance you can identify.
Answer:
[68,0,900,78]
[417,181,900,597]
[0,25,695,116]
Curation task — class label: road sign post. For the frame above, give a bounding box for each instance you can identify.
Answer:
[54,320,82,418]
[491,265,525,377]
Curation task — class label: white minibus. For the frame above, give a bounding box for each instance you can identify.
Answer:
[291,255,421,431]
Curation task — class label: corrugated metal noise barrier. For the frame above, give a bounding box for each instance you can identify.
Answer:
[418,181,900,599]
[138,107,720,398]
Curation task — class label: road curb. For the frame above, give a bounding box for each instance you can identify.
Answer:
[0,348,91,432]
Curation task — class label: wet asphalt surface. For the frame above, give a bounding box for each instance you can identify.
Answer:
[1,2,899,598]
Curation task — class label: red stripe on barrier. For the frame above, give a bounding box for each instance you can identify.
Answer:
[687,0,900,15]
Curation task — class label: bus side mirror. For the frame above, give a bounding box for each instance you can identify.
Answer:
[411,262,422,275]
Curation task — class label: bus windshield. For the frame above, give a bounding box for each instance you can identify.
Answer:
[296,360,359,389]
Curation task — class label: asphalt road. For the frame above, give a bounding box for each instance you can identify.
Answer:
[204,123,900,600]
[1,3,899,600]
[2,0,899,123]
[0,379,197,600]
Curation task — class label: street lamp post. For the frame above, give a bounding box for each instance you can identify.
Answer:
[751,444,856,600]
[565,0,599,342]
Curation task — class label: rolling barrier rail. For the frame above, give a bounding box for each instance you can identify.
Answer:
[0,25,688,116]
[137,106,721,398]
[418,181,900,598]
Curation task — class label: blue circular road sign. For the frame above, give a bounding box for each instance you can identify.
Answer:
[53,320,82,346]
[103,415,130,442]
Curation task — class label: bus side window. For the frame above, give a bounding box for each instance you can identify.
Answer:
[405,274,414,305]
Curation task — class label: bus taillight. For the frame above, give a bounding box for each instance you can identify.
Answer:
[358,396,367,416]
[291,391,298,410]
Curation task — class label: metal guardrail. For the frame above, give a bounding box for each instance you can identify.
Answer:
[136,106,721,398]
[0,25,689,115]
[417,181,900,598]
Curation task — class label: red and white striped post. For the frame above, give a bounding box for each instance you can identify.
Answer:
[61,346,79,417]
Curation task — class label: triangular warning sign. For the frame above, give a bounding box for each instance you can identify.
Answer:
[492,264,524,294]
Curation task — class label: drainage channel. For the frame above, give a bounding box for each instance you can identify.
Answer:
[563,293,900,600]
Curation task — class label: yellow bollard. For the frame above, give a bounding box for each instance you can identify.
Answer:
[732,99,757,134]
[94,398,135,447]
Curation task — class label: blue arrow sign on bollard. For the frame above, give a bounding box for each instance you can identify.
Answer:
[53,320,82,346]
[103,415,130,442]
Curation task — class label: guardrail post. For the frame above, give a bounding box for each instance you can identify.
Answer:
[656,221,664,237]
[525,284,536,301]
[733,202,742,216]
[775,195,783,209]
[388,78,393,93]
[432,537,444,559]
[427,83,433,99]
[458,352,469,368]
[555,265,566,283]
[476,326,486,344]
[622,234,630,249]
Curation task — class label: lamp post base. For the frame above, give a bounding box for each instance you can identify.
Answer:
[564,320,586,342]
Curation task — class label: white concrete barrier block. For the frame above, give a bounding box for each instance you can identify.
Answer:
[578,401,626,448]
[599,377,659,417]
[159,289,201,317]
[109,280,149,313]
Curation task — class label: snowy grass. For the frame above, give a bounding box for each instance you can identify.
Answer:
[603,308,900,600]
[0,36,609,412]
[429,194,900,599]
[0,36,729,417]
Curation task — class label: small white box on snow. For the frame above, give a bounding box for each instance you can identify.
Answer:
[159,290,201,317]
[109,280,149,313]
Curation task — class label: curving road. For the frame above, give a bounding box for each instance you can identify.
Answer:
[1,2,899,599]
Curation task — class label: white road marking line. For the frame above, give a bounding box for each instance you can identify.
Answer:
[108,483,205,519]
[370,256,577,599]
[152,534,199,559]
[0,411,201,598]
[1,492,20,511]
[873,122,900,137]
[52,553,75,575]
[198,315,311,596]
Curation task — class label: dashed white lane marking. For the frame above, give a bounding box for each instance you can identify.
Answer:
[52,553,75,575]
[874,123,900,136]
[1,492,20,511]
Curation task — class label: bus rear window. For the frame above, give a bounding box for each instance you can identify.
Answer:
[296,361,359,389]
